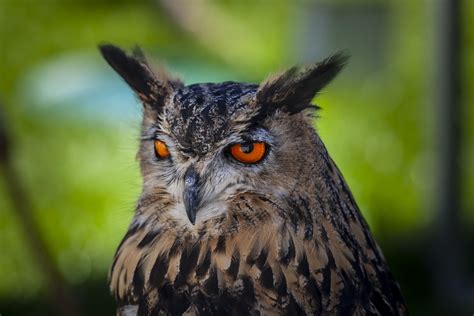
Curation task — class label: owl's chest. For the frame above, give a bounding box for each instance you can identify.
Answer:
[115,240,315,315]
[110,222,397,316]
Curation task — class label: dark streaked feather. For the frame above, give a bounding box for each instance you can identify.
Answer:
[256,52,349,116]
[98,44,180,108]
[99,44,156,98]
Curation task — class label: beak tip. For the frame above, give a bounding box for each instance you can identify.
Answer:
[186,209,197,225]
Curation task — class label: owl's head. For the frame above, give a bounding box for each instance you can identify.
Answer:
[100,45,347,228]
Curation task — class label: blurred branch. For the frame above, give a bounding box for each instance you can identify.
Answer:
[432,0,474,312]
[0,104,82,316]
[156,0,275,72]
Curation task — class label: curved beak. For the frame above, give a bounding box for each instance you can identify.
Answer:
[183,167,201,225]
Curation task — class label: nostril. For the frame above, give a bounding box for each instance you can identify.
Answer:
[184,167,199,187]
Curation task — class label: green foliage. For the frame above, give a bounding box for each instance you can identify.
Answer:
[0,0,472,314]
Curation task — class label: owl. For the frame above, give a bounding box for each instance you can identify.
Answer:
[99,44,407,316]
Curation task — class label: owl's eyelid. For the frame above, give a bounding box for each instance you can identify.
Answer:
[140,132,163,141]
[141,136,155,142]
[221,126,269,142]
[140,124,172,140]
[140,131,171,142]
[239,130,274,146]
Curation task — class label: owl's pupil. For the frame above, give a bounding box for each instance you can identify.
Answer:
[241,143,253,153]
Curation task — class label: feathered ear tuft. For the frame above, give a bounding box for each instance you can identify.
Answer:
[99,44,181,109]
[256,52,349,115]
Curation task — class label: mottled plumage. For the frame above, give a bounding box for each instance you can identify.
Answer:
[100,44,407,316]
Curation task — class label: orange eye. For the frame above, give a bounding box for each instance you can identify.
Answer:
[154,140,170,159]
[229,142,266,164]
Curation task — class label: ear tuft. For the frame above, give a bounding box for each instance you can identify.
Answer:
[98,44,179,107]
[256,52,349,115]
[131,45,146,61]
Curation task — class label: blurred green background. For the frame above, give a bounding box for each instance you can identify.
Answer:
[0,0,473,315]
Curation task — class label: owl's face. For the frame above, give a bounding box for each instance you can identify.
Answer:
[140,82,315,225]
[100,45,347,229]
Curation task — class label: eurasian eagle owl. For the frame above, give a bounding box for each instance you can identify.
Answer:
[99,44,407,316]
